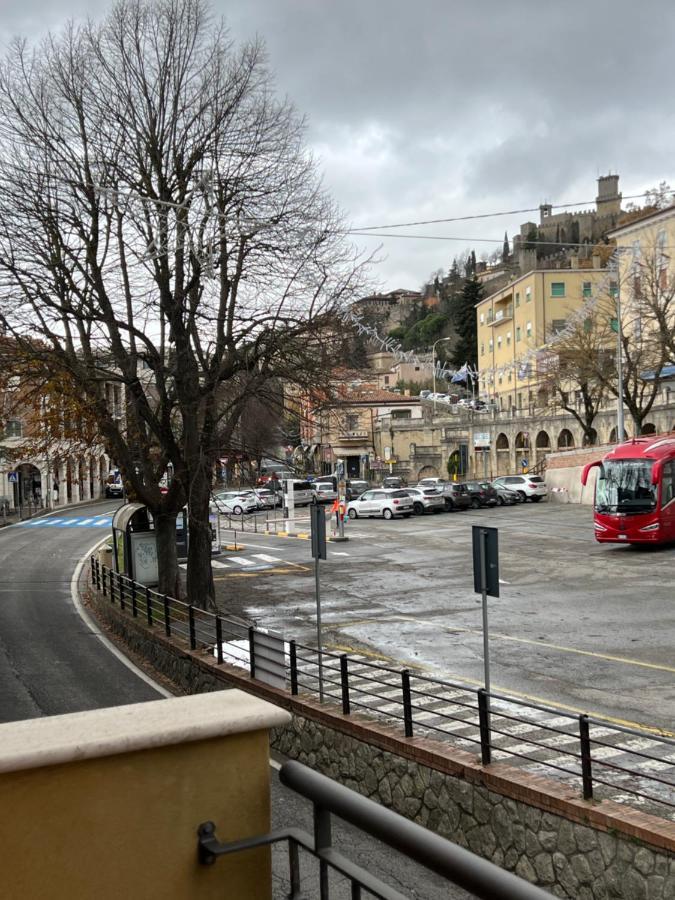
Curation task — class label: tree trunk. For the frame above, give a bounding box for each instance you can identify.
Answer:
[155,509,180,599]
[186,464,216,611]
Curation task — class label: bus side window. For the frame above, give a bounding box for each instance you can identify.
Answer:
[662,462,674,505]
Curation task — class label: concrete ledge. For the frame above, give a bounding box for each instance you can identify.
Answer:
[0,690,290,774]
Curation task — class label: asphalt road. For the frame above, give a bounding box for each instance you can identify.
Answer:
[214,503,675,735]
[0,500,162,723]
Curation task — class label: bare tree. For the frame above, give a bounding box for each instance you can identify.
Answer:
[592,248,672,435]
[0,0,369,607]
[540,315,612,445]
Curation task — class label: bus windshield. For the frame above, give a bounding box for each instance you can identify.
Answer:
[595,459,657,514]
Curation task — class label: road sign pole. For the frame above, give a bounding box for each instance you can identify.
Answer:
[310,501,327,702]
[479,529,491,701]
[315,554,324,703]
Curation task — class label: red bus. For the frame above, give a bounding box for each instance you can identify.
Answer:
[581,435,675,544]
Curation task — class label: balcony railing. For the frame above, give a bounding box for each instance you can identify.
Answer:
[337,430,370,442]
[491,304,513,324]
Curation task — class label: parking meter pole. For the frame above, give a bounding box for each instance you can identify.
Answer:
[315,555,324,703]
[284,479,295,534]
[310,501,327,703]
[479,530,491,718]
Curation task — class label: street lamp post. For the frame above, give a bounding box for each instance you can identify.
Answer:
[432,337,453,414]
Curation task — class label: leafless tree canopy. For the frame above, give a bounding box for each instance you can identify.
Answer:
[0,0,370,605]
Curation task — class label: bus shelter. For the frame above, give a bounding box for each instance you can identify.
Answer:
[111,503,222,586]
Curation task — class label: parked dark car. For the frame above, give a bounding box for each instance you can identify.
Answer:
[382,476,407,489]
[442,482,472,511]
[346,479,370,500]
[493,484,522,505]
[462,481,498,508]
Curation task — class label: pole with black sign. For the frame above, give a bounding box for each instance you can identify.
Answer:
[310,499,327,701]
[472,525,499,705]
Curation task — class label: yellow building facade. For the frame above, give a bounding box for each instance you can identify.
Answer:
[476,267,608,412]
[608,204,675,303]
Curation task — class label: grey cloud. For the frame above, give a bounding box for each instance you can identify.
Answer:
[2,0,674,288]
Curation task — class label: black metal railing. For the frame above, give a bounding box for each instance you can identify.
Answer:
[91,557,675,820]
[198,760,550,899]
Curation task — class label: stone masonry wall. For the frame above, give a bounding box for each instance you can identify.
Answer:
[273,715,675,900]
[89,587,675,899]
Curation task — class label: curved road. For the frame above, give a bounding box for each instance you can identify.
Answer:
[0,500,162,723]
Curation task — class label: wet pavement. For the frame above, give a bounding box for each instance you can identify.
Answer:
[211,503,675,735]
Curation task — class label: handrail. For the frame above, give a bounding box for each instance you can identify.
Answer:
[198,761,551,900]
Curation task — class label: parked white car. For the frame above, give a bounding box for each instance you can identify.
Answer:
[492,475,548,502]
[346,489,413,520]
[311,481,338,503]
[212,490,259,515]
[405,487,445,514]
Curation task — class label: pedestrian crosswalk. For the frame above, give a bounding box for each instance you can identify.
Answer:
[179,551,289,573]
[21,515,113,528]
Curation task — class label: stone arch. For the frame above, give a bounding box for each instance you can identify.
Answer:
[494,433,510,476]
[534,430,551,466]
[14,462,42,507]
[641,422,656,435]
[582,428,598,447]
[535,430,551,450]
[515,432,531,452]
[557,428,574,450]
[417,465,439,480]
[608,426,628,444]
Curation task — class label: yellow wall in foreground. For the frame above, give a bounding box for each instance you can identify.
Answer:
[0,730,272,900]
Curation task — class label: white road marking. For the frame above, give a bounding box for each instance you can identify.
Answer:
[211,560,230,569]
[331,551,350,556]
[231,557,255,567]
[252,553,282,563]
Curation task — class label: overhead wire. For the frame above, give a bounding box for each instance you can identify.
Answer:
[349,193,666,231]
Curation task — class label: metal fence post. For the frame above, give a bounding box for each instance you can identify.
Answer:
[131,581,137,617]
[579,714,593,800]
[290,640,298,695]
[119,575,125,611]
[340,654,351,715]
[215,617,223,664]
[189,605,196,650]
[477,688,492,766]
[90,557,96,585]
[102,567,107,598]
[163,595,171,637]
[95,559,101,591]
[146,586,152,626]
[401,669,413,738]
[248,626,256,679]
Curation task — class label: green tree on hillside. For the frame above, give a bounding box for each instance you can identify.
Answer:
[450,277,482,371]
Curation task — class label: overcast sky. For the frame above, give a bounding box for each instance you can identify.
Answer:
[2,0,674,292]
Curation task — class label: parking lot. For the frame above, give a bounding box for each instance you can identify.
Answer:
[213,501,675,735]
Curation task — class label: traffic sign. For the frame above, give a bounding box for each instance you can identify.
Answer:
[310,502,327,560]
[521,458,528,468]
[472,525,499,598]
[7,471,18,483]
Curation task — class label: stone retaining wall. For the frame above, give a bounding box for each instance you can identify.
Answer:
[88,586,675,899]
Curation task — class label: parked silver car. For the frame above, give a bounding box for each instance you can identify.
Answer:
[346,489,413,520]
[406,487,445,514]
[492,475,548,502]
